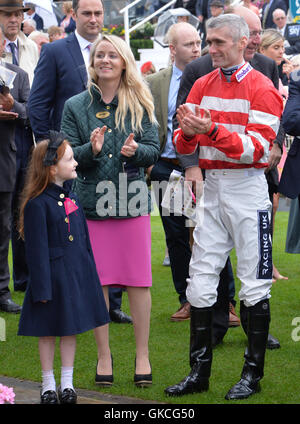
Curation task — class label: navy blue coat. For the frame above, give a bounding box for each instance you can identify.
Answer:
[18,183,110,337]
[278,70,300,199]
[28,33,88,141]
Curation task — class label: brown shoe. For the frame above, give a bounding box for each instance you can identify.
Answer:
[170,302,191,321]
[229,302,240,327]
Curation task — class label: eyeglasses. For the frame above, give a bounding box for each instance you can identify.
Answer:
[249,31,262,38]
[275,17,286,20]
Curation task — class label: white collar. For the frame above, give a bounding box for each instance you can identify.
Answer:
[75,30,94,51]
[4,37,17,51]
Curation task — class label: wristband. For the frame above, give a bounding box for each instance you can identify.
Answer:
[182,133,195,141]
[206,122,218,140]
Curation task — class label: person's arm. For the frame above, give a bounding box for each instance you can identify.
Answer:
[121,112,160,168]
[175,79,283,165]
[28,44,57,141]
[11,70,30,122]
[282,72,300,136]
[61,99,97,170]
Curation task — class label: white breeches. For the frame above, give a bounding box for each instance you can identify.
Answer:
[187,168,273,308]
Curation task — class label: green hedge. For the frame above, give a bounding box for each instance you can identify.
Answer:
[130,39,154,60]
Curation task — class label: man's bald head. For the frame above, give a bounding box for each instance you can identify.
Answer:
[232,5,262,61]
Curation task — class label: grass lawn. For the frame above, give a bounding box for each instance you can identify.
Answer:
[0,209,299,404]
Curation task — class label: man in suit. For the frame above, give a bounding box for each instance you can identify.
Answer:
[174,5,282,349]
[261,0,287,29]
[147,22,201,322]
[0,0,39,86]
[0,0,37,295]
[28,0,131,324]
[0,24,30,313]
[272,8,287,35]
[24,3,44,31]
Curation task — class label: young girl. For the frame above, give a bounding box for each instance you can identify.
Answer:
[18,131,110,404]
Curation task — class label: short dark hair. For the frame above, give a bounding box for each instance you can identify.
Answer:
[72,0,80,12]
[72,0,103,13]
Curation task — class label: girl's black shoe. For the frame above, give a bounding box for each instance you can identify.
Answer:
[58,386,77,404]
[40,390,58,404]
[95,355,113,386]
[134,358,152,387]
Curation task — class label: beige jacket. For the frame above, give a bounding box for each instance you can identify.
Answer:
[4,31,39,86]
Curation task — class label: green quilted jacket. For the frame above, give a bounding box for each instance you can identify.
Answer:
[61,86,160,220]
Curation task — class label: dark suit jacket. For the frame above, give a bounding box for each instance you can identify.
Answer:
[33,13,44,31]
[0,63,30,192]
[278,71,300,198]
[261,0,287,29]
[28,33,88,141]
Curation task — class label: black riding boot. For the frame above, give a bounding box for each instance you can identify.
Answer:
[225,299,270,400]
[240,300,280,349]
[165,306,212,396]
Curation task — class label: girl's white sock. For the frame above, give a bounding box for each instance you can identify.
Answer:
[42,369,56,394]
[61,366,74,391]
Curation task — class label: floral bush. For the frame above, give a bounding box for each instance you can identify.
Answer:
[102,22,154,40]
[0,384,15,404]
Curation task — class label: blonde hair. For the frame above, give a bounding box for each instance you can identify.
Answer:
[63,1,73,14]
[260,29,284,52]
[88,34,157,133]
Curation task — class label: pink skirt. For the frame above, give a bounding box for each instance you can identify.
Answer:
[87,216,152,287]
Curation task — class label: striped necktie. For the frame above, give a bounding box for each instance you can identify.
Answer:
[8,42,19,66]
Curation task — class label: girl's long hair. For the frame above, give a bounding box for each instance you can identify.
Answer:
[88,34,157,133]
[18,140,68,239]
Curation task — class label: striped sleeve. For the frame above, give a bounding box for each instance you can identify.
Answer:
[211,87,282,165]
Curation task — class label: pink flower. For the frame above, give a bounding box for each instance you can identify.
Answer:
[0,383,15,404]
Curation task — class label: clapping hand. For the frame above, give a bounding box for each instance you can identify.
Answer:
[120,133,138,157]
[177,105,212,137]
[90,126,107,155]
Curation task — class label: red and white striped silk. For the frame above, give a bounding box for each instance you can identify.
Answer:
[174,63,283,170]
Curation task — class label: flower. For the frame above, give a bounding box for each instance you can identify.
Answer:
[0,384,15,404]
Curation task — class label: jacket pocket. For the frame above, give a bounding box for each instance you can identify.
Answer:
[49,247,64,260]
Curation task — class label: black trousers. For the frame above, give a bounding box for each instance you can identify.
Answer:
[150,159,191,304]
[0,192,13,300]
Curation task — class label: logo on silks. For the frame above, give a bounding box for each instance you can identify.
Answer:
[290,0,300,22]
[257,210,272,280]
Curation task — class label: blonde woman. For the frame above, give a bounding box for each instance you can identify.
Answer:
[61,34,159,386]
[259,29,293,93]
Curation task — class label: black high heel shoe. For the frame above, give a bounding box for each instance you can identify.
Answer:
[134,358,152,387]
[95,355,113,386]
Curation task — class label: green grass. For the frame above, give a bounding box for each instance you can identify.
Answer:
[1,210,300,404]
